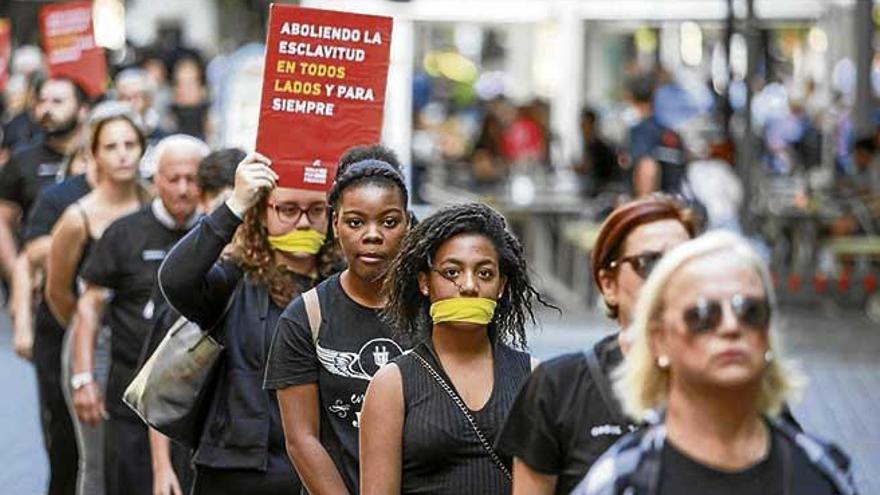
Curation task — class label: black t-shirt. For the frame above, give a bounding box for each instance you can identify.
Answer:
[264,274,410,494]
[80,205,189,418]
[23,173,91,243]
[659,428,836,495]
[0,141,64,217]
[495,334,637,495]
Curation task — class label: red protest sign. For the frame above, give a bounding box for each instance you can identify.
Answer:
[0,19,9,93]
[39,2,107,98]
[256,5,393,190]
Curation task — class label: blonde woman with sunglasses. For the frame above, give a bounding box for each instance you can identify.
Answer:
[572,231,856,495]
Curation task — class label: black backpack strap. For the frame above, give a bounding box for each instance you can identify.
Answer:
[584,345,627,425]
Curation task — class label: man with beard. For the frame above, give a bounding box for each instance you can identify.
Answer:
[0,77,89,287]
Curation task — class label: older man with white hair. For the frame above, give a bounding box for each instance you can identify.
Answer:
[69,134,208,495]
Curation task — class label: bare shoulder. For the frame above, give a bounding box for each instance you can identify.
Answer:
[366,363,403,400]
[51,206,87,242]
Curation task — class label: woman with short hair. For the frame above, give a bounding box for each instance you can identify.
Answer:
[495,194,696,495]
[572,231,856,495]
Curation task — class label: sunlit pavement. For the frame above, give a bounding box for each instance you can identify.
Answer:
[1,305,877,494]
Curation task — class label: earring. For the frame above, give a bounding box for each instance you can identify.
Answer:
[764,349,774,363]
[657,355,670,369]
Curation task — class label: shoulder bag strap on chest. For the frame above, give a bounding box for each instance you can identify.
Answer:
[584,346,627,425]
[302,288,322,344]
[411,350,512,481]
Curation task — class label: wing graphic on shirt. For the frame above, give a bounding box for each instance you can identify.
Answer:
[316,342,372,381]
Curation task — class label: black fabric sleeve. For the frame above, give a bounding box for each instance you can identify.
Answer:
[263,297,319,390]
[23,189,62,243]
[80,221,123,288]
[0,156,22,206]
[494,362,565,474]
[157,203,243,329]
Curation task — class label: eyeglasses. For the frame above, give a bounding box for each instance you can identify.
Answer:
[682,295,771,335]
[608,251,663,279]
[266,201,327,224]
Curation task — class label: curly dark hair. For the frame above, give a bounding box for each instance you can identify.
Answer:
[382,203,554,349]
[225,189,341,307]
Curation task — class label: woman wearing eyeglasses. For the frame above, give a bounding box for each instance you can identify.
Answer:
[495,195,696,495]
[571,231,856,495]
[157,150,345,494]
[359,203,552,495]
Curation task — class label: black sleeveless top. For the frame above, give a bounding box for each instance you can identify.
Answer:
[396,341,530,495]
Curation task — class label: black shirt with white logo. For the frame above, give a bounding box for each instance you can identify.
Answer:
[495,334,636,495]
[0,141,64,218]
[658,428,835,495]
[264,274,411,494]
[80,206,188,419]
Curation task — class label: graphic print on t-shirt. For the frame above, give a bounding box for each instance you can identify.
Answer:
[317,337,406,380]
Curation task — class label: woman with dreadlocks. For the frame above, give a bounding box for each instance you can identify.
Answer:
[157,147,344,494]
[358,202,550,495]
[264,147,412,495]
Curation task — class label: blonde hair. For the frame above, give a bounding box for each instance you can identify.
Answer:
[614,230,804,421]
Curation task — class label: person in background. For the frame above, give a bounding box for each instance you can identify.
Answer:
[627,76,686,198]
[9,141,95,495]
[360,203,548,494]
[69,135,206,495]
[114,68,167,145]
[46,103,149,495]
[495,195,696,495]
[571,231,856,495]
[144,147,244,495]
[166,55,210,141]
[0,77,89,290]
[573,107,620,197]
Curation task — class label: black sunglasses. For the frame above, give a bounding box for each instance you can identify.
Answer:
[608,251,663,279]
[682,295,771,334]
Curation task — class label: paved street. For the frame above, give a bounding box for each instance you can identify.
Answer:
[1,305,878,494]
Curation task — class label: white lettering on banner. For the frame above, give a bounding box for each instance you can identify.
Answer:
[271,97,335,116]
[277,41,366,62]
[303,166,328,185]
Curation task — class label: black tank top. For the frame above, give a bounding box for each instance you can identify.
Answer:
[396,341,530,494]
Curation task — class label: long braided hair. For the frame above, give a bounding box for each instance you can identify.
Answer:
[382,203,554,349]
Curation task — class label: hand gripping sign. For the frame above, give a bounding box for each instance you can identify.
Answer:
[256,5,393,190]
[39,1,108,98]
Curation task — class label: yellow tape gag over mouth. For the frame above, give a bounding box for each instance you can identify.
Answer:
[267,229,326,255]
[429,297,498,325]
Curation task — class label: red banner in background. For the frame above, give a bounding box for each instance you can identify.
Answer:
[39,2,107,98]
[256,4,393,190]
[0,19,10,93]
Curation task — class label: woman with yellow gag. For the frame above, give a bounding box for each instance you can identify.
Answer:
[359,203,555,495]
[157,145,364,494]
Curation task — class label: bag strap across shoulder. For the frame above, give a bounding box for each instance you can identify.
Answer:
[412,350,512,481]
[302,287,322,344]
[584,345,627,425]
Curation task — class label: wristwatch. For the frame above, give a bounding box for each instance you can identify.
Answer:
[70,371,94,391]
